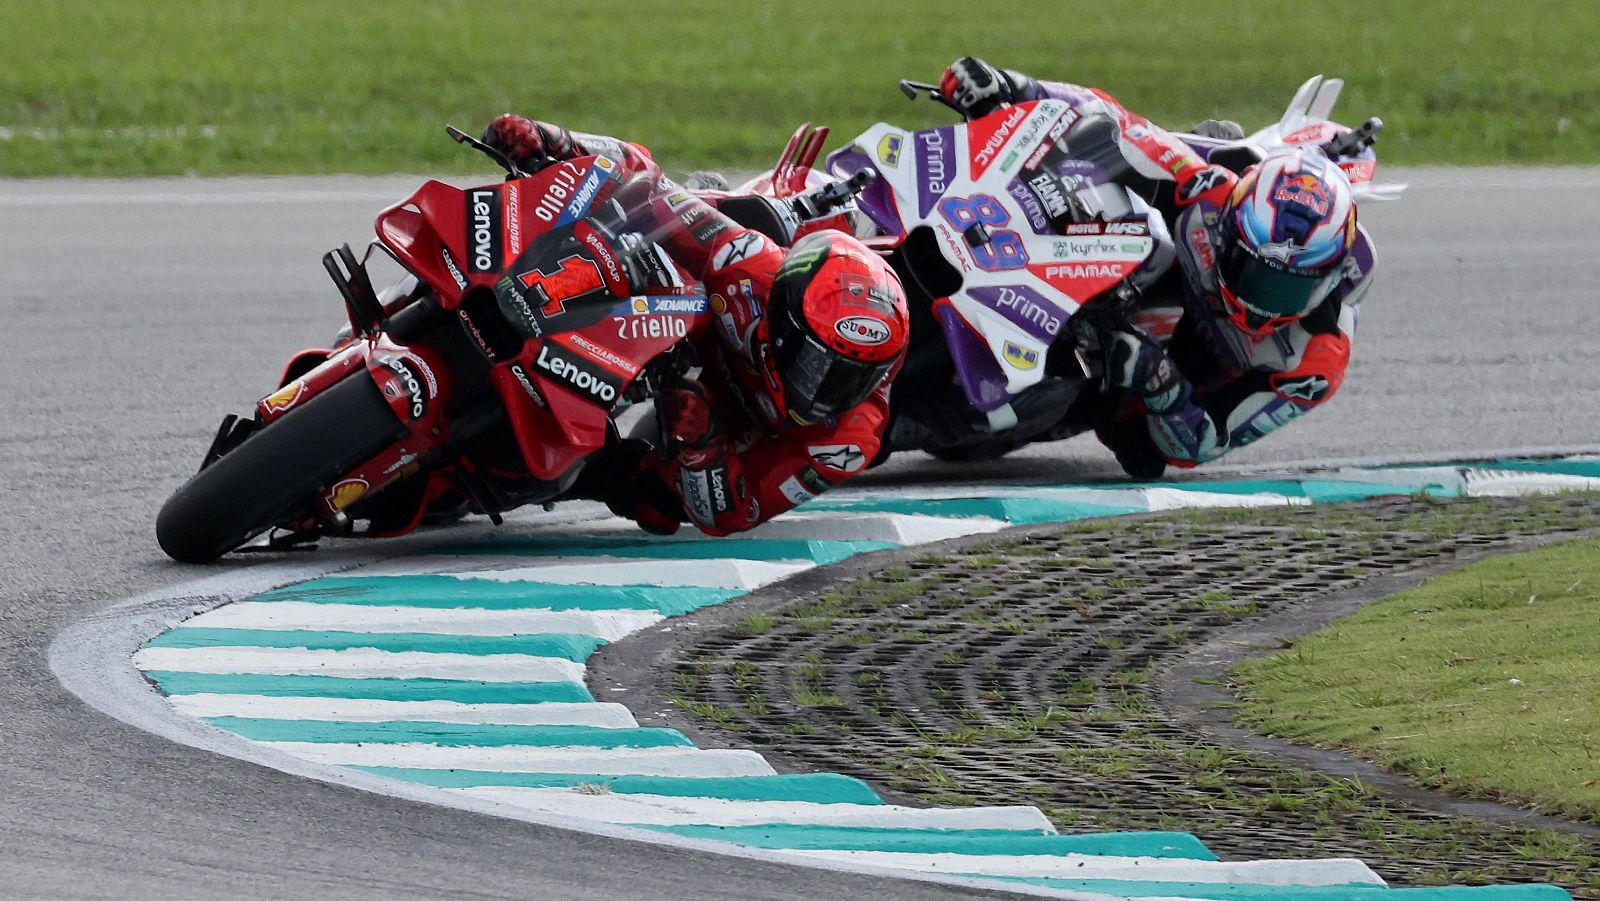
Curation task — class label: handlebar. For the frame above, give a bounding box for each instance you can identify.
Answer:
[898,78,967,119]
[445,124,530,179]
[791,168,877,220]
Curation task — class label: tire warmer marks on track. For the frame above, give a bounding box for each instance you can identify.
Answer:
[132,456,1600,899]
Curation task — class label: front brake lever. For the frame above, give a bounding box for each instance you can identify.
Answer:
[898,79,967,119]
[445,124,531,179]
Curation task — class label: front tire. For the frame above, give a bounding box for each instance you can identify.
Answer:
[156,374,407,563]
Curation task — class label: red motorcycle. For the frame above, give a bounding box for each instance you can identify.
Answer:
[156,129,710,563]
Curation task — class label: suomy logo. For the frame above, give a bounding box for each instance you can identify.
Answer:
[835,315,891,347]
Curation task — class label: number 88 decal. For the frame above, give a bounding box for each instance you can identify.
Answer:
[937,194,1028,271]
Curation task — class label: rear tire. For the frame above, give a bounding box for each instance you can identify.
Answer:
[156,374,407,563]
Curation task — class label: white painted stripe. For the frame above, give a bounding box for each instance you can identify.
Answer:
[1462,470,1600,497]
[751,513,1003,544]
[454,787,1055,831]
[133,647,586,683]
[393,558,814,590]
[265,743,776,777]
[187,602,662,641]
[1141,487,1306,512]
[170,695,638,728]
[781,850,1384,885]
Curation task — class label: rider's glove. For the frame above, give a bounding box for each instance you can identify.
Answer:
[939,57,1021,120]
[482,114,580,172]
[1106,330,1189,414]
[659,379,722,467]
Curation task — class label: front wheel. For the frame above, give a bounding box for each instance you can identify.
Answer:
[156,374,407,563]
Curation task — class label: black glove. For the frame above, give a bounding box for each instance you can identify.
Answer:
[1104,330,1188,414]
[939,57,1022,120]
[481,114,580,172]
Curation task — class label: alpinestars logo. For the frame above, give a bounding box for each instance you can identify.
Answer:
[467,189,502,273]
[711,233,764,270]
[1179,166,1230,203]
[1275,374,1331,402]
[808,444,866,473]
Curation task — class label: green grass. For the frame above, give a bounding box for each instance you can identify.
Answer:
[1233,537,1600,823]
[1,0,1596,176]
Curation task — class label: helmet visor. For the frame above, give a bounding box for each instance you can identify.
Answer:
[1219,239,1339,332]
[771,307,891,423]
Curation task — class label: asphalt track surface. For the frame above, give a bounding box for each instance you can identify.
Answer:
[1,168,1597,900]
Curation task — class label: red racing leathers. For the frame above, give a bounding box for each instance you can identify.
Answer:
[549,132,890,535]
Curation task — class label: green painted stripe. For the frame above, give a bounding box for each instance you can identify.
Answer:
[145,628,604,661]
[429,536,898,565]
[805,496,1140,524]
[255,577,735,615]
[642,825,1213,860]
[349,768,883,804]
[981,877,1570,900]
[144,672,593,703]
[204,717,692,748]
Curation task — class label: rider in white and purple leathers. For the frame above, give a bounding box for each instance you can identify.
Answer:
[940,58,1377,478]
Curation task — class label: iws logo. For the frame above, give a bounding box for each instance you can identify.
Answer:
[835,315,891,347]
[1002,340,1039,371]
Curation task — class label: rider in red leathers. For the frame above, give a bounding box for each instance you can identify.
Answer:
[483,115,910,535]
[938,58,1375,479]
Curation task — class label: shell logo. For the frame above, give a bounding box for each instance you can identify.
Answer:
[263,381,305,413]
[326,478,369,510]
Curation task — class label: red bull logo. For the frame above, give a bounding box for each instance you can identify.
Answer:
[1272,173,1331,216]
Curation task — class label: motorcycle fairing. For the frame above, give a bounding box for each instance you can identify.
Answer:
[828,100,1156,412]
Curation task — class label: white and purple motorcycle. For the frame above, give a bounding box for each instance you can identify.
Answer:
[738,74,1403,463]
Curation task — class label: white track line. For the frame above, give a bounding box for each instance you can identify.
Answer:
[752,513,1004,543]
[133,646,586,683]
[187,602,662,641]
[265,743,776,777]
[170,696,638,727]
[454,787,1055,831]
[400,559,814,590]
[783,849,1384,885]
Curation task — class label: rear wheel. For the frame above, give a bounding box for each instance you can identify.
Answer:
[156,374,407,563]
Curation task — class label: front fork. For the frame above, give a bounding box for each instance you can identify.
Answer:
[254,335,455,520]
